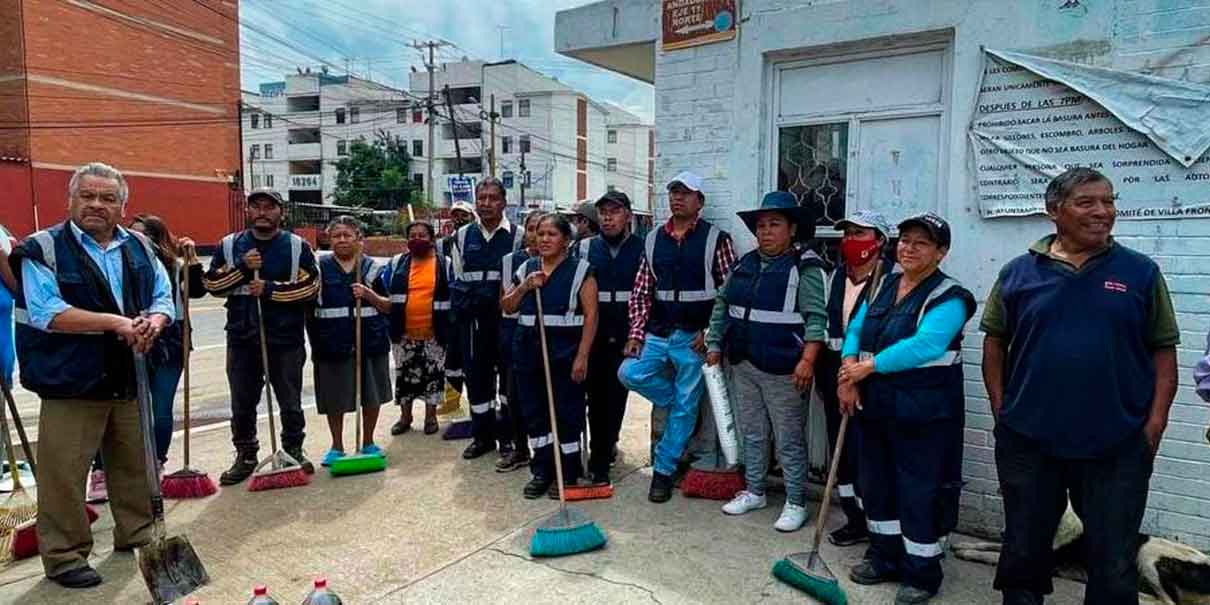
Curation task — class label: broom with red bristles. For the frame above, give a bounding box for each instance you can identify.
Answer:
[248,270,311,492]
[162,255,218,499]
[0,378,35,564]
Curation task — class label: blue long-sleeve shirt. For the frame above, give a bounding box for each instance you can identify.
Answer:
[21,222,174,330]
[841,298,967,373]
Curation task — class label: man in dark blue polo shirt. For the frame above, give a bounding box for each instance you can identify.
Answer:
[981,168,1179,605]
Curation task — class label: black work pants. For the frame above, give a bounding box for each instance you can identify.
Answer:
[227,341,307,454]
[586,341,629,476]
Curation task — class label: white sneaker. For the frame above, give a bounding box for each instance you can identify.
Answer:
[774,502,809,532]
[722,490,767,515]
[86,470,109,504]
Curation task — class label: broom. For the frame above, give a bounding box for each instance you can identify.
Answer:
[162,257,218,499]
[770,414,849,605]
[529,291,607,557]
[0,379,35,564]
[248,269,311,492]
[330,254,386,477]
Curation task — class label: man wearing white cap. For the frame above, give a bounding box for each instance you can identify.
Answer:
[619,171,737,503]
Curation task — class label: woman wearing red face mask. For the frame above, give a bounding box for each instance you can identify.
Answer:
[813,210,895,547]
[385,221,455,436]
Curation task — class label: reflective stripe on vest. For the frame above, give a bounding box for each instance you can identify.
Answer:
[390,294,408,303]
[315,306,381,319]
[502,251,520,319]
[598,291,631,303]
[30,231,57,272]
[728,305,803,325]
[461,270,501,282]
[827,337,845,351]
[645,224,721,302]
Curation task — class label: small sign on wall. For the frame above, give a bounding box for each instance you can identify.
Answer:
[662,0,738,51]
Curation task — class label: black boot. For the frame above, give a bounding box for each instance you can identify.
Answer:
[523,476,554,499]
[285,447,315,474]
[219,452,258,486]
[648,471,674,503]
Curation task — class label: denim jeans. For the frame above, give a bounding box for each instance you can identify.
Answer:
[618,330,705,476]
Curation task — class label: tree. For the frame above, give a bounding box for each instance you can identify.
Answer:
[331,130,420,210]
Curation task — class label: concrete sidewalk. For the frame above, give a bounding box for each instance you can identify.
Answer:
[0,396,1089,604]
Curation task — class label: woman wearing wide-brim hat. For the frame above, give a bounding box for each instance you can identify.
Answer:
[704,191,829,533]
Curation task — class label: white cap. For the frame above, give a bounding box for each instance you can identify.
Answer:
[450,201,476,216]
[666,171,704,193]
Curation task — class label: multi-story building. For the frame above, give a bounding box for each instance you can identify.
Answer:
[603,104,655,214]
[1,0,241,244]
[242,58,652,213]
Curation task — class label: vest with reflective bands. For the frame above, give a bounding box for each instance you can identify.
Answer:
[308,254,390,361]
[217,230,310,346]
[824,258,896,352]
[578,234,643,345]
[513,257,590,371]
[723,251,818,375]
[646,221,723,336]
[498,249,532,365]
[857,271,976,421]
[14,223,158,400]
[449,222,522,317]
[388,252,453,346]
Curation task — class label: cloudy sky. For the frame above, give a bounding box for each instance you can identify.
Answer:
[238,0,654,122]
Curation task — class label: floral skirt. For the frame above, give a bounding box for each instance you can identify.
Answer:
[393,339,446,407]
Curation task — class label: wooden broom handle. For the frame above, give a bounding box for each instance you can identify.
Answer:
[812,413,849,552]
[181,259,192,466]
[353,253,363,449]
[534,290,567,505]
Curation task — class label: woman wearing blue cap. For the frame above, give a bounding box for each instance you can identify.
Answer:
[837,212,976,604]
[705,191,828,532]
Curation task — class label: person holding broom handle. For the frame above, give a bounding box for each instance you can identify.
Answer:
[308,217,393,467]
[13,163,175,588]
[205,188,319,485]
[501,213,598,499]
[495,211,544,472]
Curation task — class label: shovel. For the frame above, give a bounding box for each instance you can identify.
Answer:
[133,352,209,604]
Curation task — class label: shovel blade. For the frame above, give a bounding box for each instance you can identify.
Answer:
[136,534,209,604]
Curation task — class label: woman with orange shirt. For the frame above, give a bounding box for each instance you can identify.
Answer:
[387,221,455,435]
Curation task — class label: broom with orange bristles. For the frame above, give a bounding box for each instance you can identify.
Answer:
[161,255,218,499]
[0,377,36,564]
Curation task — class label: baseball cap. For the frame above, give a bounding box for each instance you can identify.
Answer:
[595,190,632,210]
[450,201,476,217]
[897,212,952,248]
[833,210,891,239]
[571,201,600,227]
[246,187,285,207]
[666,171,704,193]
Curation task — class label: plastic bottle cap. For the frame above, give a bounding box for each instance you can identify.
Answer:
[254,585,268,596]
[314,577,328,588]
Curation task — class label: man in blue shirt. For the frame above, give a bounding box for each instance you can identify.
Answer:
[982,168,1179,605]
[15,162,174,589]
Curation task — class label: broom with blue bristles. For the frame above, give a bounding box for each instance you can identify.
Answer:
[528,290,606,558]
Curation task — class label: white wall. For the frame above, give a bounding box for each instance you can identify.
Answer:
[647,0,1210,546]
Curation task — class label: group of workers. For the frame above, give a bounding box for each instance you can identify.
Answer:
[1,160,1186,605]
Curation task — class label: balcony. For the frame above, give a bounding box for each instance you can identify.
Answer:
[288,142,322,160]
[289,174,323,191]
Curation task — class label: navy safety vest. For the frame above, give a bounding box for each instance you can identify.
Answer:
[14,223,158,400]
[386,251,453,346]
[308,254,390,361]
[513,257,591,372]
[824,257,897,352]
[149,258,192,368]
[216,230,311,346]
[857,271,976,422]
[996,243,1160,458]
[577,233,643,346]
[722,250,827,375]
[499,248,532,344]
[449,222,523,318]
[645,220,725,336]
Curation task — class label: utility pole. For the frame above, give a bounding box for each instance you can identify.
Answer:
[411,40,450,206]
[443,84,464,177]
[520,149,527,208]
[488,94,497,177]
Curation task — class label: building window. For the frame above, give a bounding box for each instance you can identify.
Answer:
[397,108,407,123]
[501,101,513,118]
[350,106,360,124]
[250,113,260,129]
[501,136,512,154]
[252,174,261,188]
[413,173,424,191]
[264,144,274,159]
[335,108,346,124]
[777,122,848,227]
[607,184,616,192]
[413,109,423,123]
[250,144,260,159]
[607,158,617,172]
[607,129,617,144]
[519,135,531,153]
[518,99,530,117]
[412,140,423,157]
[265,174,274,188]
[264,114,273,129]
[337,140,347,156]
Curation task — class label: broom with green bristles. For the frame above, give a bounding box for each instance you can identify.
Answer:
[330,253,386,477]
[529,291,606,558]
[770,413,850,605]
[0,375,36,564]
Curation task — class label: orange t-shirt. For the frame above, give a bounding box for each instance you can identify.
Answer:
[405,256,437,340]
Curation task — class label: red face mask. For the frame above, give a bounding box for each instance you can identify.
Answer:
[840,238,880,267]
[407,239,434,256]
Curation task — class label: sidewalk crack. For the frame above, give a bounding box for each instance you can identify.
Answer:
[486,547,663,604]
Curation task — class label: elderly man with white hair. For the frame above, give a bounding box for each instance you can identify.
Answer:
[13,162,174,588]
